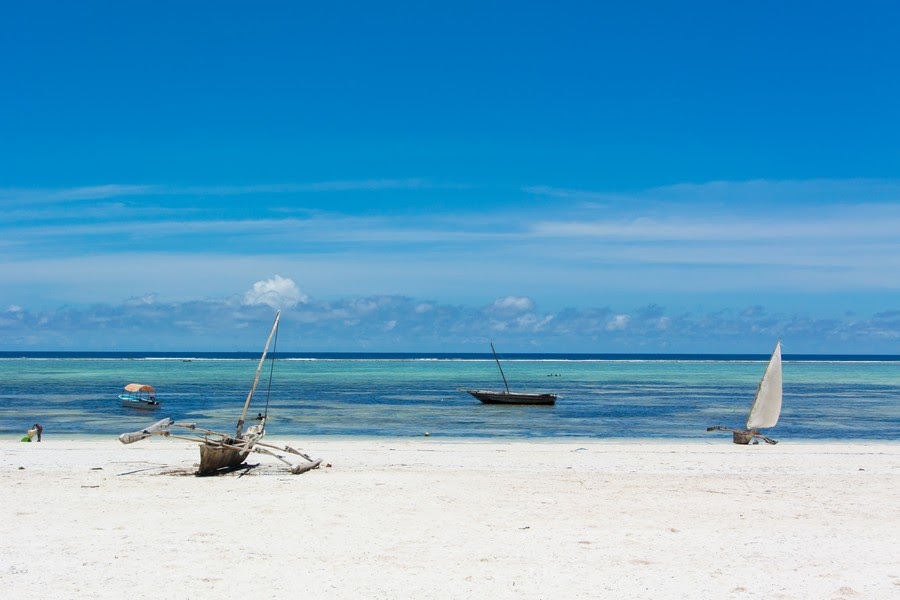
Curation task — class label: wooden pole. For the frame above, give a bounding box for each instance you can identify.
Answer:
[236,310,281,437]
[490,342,511,394]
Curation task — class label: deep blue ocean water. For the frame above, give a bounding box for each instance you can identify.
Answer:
[1,352,897,441]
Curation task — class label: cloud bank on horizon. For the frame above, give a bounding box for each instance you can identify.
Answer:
[1,179,898,353]
[2,271,897,354]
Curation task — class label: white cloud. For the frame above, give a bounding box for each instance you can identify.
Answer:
[492,296,534,312]
[0,179,434,208]
[242,275,307,309]
[606,314,631,331]
[124,294,157,306]
[348,298,381,314]
[517,313,554,331]
[0,184,160,204]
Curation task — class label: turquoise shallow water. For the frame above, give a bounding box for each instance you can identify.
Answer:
[1,353,898,441]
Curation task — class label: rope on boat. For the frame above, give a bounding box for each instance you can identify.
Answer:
[262,315,279,428]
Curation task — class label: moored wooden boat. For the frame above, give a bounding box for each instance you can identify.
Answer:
[463,342,557,406]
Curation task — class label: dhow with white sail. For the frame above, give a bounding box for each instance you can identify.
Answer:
[707,340,782,445]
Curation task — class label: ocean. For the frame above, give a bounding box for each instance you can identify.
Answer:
[1,352,898,442]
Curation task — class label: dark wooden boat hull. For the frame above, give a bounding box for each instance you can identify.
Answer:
[466,390,556,405]
[198,442,248,475]
[732,430,755,445]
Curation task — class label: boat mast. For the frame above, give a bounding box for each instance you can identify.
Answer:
[235,310,281,438]
[490,342,511,393]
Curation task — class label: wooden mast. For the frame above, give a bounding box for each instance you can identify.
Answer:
[235,310,281,438]
[490,342,511,394]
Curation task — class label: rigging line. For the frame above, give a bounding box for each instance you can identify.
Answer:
[262,318,279,422]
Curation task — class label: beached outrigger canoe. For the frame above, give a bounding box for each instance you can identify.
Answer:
[118,311,322,475]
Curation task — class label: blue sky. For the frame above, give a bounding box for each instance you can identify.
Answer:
[1,1,898,353]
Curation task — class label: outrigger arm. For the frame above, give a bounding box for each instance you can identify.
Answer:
[118,418,322,474]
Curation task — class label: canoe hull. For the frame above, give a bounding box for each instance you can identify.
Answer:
[198,442,248,475]
[732,430,755,444]
[466,390,557,405]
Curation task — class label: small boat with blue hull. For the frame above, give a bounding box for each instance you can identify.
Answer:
[119,383,160,410]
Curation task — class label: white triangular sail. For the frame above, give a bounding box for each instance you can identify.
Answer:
[746,340,782,429]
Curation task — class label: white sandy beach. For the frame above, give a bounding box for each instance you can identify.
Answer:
[1,438,897,599]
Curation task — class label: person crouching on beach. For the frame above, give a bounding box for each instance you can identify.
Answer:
[20,423,42,442]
